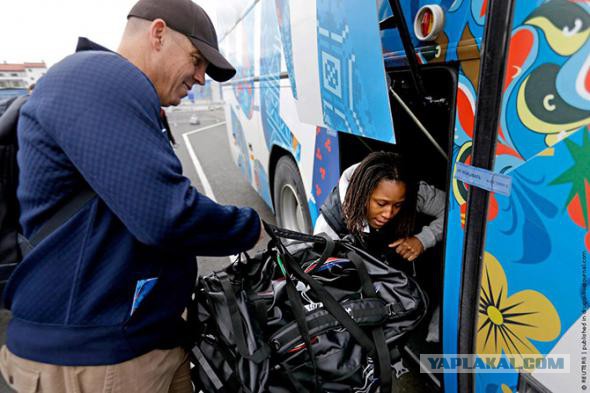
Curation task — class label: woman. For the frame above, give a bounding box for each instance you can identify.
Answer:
[314,151,445,343]
[314,151,445,263]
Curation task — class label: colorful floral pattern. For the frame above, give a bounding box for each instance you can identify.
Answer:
[477,252,561,366]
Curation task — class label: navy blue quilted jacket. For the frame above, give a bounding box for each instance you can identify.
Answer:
[4,47,260,366]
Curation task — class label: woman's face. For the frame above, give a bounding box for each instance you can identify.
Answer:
[366,179,406,229]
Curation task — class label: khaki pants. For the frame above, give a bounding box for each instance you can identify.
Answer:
[0,346,192,393]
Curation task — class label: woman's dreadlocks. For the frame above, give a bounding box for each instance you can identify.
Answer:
[342,151,418,239]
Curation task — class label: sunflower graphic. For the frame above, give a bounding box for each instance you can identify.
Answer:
[500,385,513,393]
[477,252,561,367]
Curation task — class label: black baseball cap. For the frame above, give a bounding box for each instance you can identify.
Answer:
[128,0,236,82]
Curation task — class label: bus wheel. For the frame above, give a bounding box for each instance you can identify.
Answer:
[273,156,312,234]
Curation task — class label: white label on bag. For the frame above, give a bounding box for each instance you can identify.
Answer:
[304,302,324,312]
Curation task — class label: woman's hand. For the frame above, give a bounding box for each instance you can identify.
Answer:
[389,236,425,262]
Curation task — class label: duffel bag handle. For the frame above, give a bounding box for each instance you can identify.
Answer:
[262,221,335,272]
[262,221,326,244]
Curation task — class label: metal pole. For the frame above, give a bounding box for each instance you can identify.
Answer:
[389,86,448,160]
[457,0,516,392]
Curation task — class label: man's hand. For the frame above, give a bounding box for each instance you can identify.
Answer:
[389,236,424,262]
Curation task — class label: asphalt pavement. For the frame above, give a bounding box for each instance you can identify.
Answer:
[165,105,276,274]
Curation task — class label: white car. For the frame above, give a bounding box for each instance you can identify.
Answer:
[189,114,200,125]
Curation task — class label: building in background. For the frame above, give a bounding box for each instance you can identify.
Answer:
[0,61,47,98]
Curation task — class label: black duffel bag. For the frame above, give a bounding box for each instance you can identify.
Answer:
[189,223,428,393]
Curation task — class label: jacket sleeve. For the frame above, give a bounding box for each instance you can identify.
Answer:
[414,181,446,250]
[34,53,260,256]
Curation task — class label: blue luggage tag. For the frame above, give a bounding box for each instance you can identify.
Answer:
[130,277,158,316]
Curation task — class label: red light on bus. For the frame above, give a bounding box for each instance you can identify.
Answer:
[420,9,434,37]
[414,5,445,41]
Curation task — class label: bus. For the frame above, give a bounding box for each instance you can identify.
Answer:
[213,0,590,391]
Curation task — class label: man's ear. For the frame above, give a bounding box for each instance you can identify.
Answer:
[149,19,167,51]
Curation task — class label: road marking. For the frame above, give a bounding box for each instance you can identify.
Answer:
[181,121,226,201]
[181,121,238,262]
[183,121,226,138]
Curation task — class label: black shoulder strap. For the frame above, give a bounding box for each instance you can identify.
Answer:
[1,95,98,253]
[27,188,97,248]
[20,188,97,257]
[347,251,392,392]
[217,271,270,363]
[0,96,27,143]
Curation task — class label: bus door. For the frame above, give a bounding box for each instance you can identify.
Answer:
[467,0,590,392]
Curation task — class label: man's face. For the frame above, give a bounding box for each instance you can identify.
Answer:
[157,30,208,106]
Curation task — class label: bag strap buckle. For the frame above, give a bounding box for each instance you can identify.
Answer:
[386,302,405,318]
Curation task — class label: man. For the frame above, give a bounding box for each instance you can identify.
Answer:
[0,0,261,392]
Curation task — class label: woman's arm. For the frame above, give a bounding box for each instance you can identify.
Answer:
[414,181,446,250]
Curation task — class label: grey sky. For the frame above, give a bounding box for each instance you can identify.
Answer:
[1,0,218,67]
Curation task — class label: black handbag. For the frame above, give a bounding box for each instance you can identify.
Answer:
[189,223,428,392]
